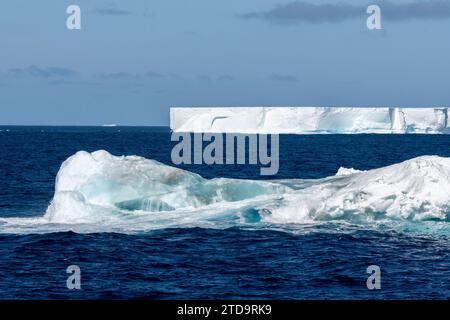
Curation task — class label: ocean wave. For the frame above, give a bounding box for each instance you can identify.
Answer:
[0,150,449,234]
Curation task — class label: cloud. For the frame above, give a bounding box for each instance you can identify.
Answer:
[47,80,99,86]
[217,75,235,82]
[146,71,165,79]
[95,7,134,16]
[198,75,212,82]
[196,75,235,82]
[98,71,165,80]
[242,2,360,24]
[241,1,450,24]
[379,0,450,21]
[99,72,139,80]
[270,74,298,82]
[8,65,76,78]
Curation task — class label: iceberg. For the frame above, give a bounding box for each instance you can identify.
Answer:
[170,107,450,134]
[1,150,449,234]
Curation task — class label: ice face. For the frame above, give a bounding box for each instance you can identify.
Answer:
[1,150,449,234]
[170,107,449,134]
[44,150,288,224]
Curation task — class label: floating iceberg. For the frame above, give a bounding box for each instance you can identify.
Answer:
[170,107,450,134]
[1,150,449,234]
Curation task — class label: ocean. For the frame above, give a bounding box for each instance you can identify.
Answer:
[0,126,449,299]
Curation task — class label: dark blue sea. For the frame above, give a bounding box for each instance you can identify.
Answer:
[0,126,449,299]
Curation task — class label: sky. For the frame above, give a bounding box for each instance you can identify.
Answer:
[1,0,450,125]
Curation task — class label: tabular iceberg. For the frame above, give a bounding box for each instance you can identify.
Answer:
[170,107,450,134]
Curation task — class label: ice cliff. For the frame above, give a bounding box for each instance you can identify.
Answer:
[170,107,450,134]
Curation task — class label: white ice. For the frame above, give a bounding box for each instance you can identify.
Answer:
[0,150,449,234]
[170,107,450,134]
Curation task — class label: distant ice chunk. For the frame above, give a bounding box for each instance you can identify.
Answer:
[336,167,363,176]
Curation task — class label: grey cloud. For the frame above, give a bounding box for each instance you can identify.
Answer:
[95,8,134,16]
[196,75,235,82]
[217,75,235,82]
[379,1,450,21]
[241,1,450,24]
[99,72,139,80]
[270,74,298,83]
[242,2,361,24]
[47,79,99,86]
[45,67,76,77]
[146,71,165,79]
[198,75,212,82]
[99,71,165,80]
[8,65,76,78]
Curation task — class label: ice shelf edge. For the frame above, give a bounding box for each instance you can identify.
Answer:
[170,107,450,134]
